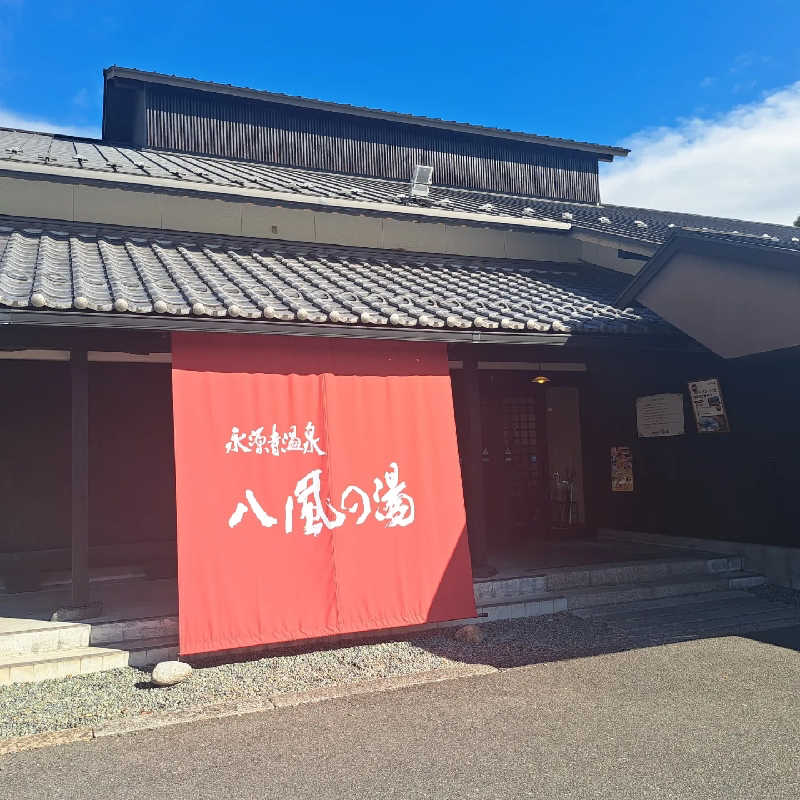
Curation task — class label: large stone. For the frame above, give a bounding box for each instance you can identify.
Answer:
[151,660,192,687]
[454,624,484,644]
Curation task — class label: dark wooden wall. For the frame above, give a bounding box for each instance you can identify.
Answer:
[0,361,176,563]
[2,337,796,577]
[580,349,800,548]
[139,85,601,202]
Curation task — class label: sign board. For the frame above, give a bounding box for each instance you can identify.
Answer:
[171,333,476,655]
[688,378,730,433]
[636,393,685,438]
[611,446,634,493]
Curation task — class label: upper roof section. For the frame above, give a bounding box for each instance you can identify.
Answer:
[102,67,630,160]
[3,126,799,252]
[101,67,628,204]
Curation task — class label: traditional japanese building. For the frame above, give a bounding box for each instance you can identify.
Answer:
[1,67,799,680]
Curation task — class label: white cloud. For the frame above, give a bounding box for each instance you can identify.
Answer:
[602,82,800,226]
[0,107,99,139]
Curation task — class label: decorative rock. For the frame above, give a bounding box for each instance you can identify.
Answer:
[455,624,484,644]
[151,660,192,687]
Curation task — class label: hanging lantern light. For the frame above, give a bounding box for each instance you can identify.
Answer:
[531,375,550,385]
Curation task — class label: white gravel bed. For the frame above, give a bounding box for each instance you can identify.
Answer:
[0,613,620,739]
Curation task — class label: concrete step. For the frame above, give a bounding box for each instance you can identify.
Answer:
[564,571,764,610]
[609,602,800,634]
[572,589,756,617]
[476,596,567,622]
[653,617,800,643]
[473,556,745,605]
[577,594,777,624]
[89,615,178,646]
[0,617,90,656]
[104,636,179,668]
[0,645,129,685]
[477,571,765,618]
[572,587,800,643]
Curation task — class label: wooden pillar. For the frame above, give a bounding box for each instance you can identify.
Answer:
[462,355,491,573]
[70,349,90,607]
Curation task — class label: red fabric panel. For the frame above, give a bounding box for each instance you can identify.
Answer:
[171,333,474,655]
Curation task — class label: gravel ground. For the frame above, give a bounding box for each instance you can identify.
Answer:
[0,613,626,739]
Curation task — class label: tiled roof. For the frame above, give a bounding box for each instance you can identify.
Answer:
[0,216,671,336]
[3,128,799,251]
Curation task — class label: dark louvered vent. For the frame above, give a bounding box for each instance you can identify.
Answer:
[143,87,600,202]
[103,74,604,203]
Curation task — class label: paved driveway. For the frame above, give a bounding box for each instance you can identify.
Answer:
[3,631,799,799]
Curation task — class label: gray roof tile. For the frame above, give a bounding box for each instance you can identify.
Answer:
[2,128,798,251]
[0,216,670,336]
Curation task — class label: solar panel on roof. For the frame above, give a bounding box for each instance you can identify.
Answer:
[409,164,433,198]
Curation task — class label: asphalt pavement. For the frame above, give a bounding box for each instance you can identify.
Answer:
[2,631,799,799]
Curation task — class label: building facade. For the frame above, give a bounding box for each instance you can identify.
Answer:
[1,67,799,655]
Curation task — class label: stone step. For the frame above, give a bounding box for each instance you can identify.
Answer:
[104,636,180,668]
[473,556,744,605]
[616,595,800,630]
[0,617,90,656]
[564,571,764,610]
[612,611,800,644]
[0,645,129,685]
[89,615,179,646]
[580,595,779,625]
[476,596,567,622]
[652,617,800,643]
[603,595,800,630]
[573,589,756,617]
[477,571,764,616]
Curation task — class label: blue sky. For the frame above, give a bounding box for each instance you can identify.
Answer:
[1,0,799,222]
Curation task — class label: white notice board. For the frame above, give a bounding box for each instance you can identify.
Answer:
[636,393,685,438]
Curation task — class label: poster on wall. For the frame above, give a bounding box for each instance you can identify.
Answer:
[688,378,730,433]
[636,393,685,438]
[611,446,634,493]
[171,333,476,655]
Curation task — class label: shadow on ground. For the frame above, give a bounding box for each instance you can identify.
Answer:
[743,624,800,653]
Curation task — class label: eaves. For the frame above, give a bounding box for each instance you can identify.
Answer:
[0,308,691,351]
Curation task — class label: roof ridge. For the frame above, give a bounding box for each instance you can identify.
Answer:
[605,202,797,233]
[2,127,798,247]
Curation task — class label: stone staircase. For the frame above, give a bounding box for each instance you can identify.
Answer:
[473,555,766,622]
[3,553,796,686]
[0,618,129,685]
[0,614,180,685]
[572,588,800,641]
[90,615,179,668]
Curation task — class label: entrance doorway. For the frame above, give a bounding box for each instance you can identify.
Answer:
[481,371,549,557]
[452,366,587,569]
